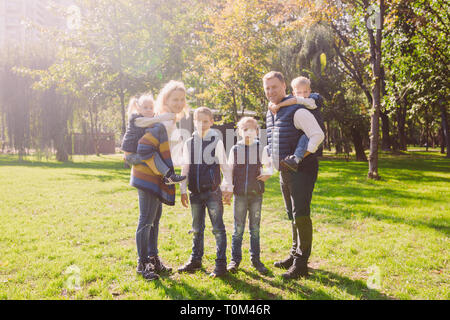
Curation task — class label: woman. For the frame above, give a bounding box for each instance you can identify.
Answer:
[132,80,189,280]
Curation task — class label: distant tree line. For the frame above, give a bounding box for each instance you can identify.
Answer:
[0,0,448,176]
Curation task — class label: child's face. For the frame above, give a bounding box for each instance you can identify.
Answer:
[166,89,186,114]
[239,122,258,144]
[138,100,155,118]
[194,113,214,135]
[293,84,311,98]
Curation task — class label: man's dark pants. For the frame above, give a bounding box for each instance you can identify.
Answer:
[279,155,319,266]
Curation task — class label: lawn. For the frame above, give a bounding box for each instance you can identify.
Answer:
[0,149,448,300]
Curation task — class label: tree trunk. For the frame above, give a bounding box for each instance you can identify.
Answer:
[326,121,331,151]
[441,102,450,158]
[351,126,368,161]
[119,89,126,137]
[231,88,238,123]
[367,0,384,180]
[397,104,407,150]
[380,110,391,150]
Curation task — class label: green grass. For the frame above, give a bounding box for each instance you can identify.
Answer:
[0,149,449,300]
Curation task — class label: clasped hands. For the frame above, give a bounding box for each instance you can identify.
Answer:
[268,102,281,114]
[180,191,234,208]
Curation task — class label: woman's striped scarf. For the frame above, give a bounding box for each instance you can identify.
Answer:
[130,123,175,206]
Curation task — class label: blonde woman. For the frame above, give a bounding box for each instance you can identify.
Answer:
[129,81,189,279]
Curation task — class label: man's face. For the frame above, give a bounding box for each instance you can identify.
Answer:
[263,77,286,104]
[293,84,311,98]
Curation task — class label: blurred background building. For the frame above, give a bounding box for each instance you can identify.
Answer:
[0,0,74,51]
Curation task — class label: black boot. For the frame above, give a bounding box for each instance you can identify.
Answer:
[178,259,202,273]
[274,255,294,269]
[280,156,299,172]
[149,255,172,274]
[142,263,160,281]
[136,260,147,275]
[281,258,308,280]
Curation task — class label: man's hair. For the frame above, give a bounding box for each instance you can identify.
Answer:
[291,76,311,88]
[193,107,214,120]
[237,117,259,131]
[263,71,285,84]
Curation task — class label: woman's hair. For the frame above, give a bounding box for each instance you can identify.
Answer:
[237,117,259,131]
[127,93,154,119]
[155,80,189,121]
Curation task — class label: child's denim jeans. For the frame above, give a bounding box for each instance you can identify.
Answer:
[136,189,162,263]
[231,194,263,264]
[189,188,227,267]
[126,153,170,177]
[294,134,309,160]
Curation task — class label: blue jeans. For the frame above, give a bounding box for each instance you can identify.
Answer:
[126,153,170,177]
[231,194,263,263]
[294,134,309,160]
[189,189,227,266]
[136,189,162,263]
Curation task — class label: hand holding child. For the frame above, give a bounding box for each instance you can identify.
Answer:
[256,174,271,182]
[268,102,281,114]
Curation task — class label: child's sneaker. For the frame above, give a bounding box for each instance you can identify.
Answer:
[177,259,202,273]
[149,255,172,274]
[274,255,294,269]
[252,260,269,275]
[142,264,160,281]
[164,172,186,185]
[209,264,227,278]
[227,260,239,274]
[280,155,300,172]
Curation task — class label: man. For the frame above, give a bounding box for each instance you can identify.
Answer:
[263,71,325,279]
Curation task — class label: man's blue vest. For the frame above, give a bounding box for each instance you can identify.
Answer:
[187,133,222,194]
[231,141,264,196]
[266,96,302,170]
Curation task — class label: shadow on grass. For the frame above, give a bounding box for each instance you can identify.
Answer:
[153,266,392,300]
[0,154,124,171]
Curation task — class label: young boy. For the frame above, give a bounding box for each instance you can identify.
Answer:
[178,107,233,278]
[227,117,273,275]
[268,76,325,172]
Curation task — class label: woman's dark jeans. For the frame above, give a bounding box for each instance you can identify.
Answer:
[136,189,162,263]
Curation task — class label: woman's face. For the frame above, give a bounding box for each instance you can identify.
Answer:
[166,89,186,114]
